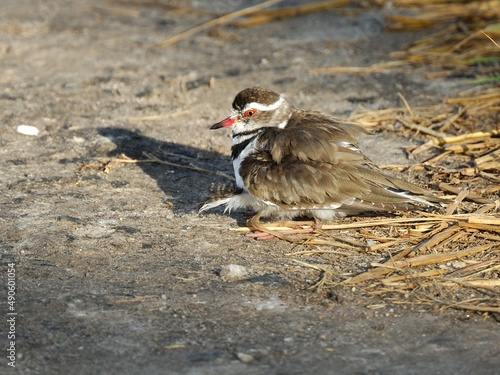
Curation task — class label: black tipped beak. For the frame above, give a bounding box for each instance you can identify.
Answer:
[210,122,223,130]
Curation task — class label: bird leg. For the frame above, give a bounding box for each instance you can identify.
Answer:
[246,214,294,241]
[313,217,323,231]
[246,215,317,241]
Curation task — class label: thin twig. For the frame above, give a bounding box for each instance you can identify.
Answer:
[439,183,493,204]
[445,188,469,215]
[481,30,500,49]
[110,152,234,181]
[143,152,235,180]
[156,0,284,47]
[397,93,415,119]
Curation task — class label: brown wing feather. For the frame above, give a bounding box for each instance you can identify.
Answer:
[240,119,442,212]
[258,116,368,165]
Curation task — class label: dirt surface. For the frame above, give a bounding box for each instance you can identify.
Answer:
[1,1,499,374]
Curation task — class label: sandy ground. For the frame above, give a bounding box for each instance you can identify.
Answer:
[1,1,499,374]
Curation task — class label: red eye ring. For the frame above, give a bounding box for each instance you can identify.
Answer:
[243,109,257,118]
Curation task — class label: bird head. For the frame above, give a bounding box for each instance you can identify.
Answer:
[210,87,291,136]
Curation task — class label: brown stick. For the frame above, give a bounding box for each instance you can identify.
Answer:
[156,0,284,47]
[438,183,493,204]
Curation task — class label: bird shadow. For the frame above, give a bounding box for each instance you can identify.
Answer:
[98,127,235,216]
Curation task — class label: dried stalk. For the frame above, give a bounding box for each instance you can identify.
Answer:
[156,0,284,47]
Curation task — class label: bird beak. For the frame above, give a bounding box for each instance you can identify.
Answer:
[210,116,236,130]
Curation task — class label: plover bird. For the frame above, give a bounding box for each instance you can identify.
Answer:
[200,87,444,222]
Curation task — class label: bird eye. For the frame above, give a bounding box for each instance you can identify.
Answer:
[243,109,257,118]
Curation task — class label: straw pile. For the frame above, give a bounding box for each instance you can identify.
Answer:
[310,0,500,84]
[277,206,499,310]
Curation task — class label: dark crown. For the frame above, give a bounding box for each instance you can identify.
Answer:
[232,87,281,111]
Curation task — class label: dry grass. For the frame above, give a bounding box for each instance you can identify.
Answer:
[311,1,500,83]
[231,0,350,28]
[238,203,500,315]
[349,88,500,180]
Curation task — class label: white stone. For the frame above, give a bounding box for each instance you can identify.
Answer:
[16,125,39,136]
[220,264,248,280]
[237,352,254,363]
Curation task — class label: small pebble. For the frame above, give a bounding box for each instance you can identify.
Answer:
[220,264,248,280]
[237,352,254,363]
[16,125,40,136]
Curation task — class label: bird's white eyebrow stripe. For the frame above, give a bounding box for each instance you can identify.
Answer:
[244,96,284,111]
